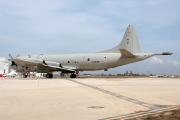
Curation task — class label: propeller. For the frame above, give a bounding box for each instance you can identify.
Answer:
[11,61,17,67]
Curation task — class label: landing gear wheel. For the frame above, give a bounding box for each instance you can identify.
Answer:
[46,74,53,78]
[23,75,28,78]
[70,74,76,78]
[23,72,28,78]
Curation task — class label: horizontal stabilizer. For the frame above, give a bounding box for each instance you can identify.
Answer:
[120,49,136,58]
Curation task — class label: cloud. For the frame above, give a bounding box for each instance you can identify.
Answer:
[167,60,180,66]
[0,0,180,75]
[150,57,164,65]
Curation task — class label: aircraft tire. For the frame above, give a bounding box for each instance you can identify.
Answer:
[70,74,76,78]
[46,74,53,78]
[23,75,28,78]
[70,74,72,78]
[50,74,53,78]
[73,74,76,78]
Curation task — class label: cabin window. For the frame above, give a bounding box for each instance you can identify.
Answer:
[87,58,90,61]
[67,61,70,63]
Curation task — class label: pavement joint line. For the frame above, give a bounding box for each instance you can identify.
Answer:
[142,104,151,107]
[99,105,180,120]
[65,79,171,110]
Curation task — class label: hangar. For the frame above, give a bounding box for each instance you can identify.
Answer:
[0,57,9,76]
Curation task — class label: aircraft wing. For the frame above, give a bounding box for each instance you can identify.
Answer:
[14,58,75,73]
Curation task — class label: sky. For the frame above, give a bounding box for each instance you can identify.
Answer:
[0,0,180,75]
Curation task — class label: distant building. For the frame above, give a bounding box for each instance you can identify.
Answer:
[126,70,128,75]
[0,57,9,75]
[129,71,133,75]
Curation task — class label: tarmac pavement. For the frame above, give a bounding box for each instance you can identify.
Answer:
[0,77,179,120]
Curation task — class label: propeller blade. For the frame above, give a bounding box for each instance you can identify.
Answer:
[11,61,17,67]
[8,54,13,60]
[16,54,20,57]
[28,54,31,58]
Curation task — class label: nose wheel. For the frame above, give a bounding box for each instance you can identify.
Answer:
[70,74,76,78]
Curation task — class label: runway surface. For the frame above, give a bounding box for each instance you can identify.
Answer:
[0,77,180,120]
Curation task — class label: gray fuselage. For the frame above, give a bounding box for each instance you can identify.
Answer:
[20,53,152,72]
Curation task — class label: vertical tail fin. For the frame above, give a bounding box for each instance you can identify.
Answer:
[99,25,141,53]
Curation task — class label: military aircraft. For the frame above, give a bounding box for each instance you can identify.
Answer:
[9,25,172,78]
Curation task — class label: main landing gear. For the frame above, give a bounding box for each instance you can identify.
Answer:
[46,73,53,78]
[23,74,28,78]
[23,72,28,78]
[70,71,79,78]
[70,73,76,78]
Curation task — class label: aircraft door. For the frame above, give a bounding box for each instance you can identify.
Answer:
[81,55,86,69]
